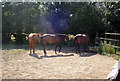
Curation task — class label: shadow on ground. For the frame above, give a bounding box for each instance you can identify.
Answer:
[29,53,74,59]
[2,44,97,58]
[80,52,97,57]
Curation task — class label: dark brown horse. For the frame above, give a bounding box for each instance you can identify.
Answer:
[40,34,69,56]
[28,33,42,54]
[74,34,90,54]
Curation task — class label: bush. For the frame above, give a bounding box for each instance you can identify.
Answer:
[98,41,115,55]
[97,41,120,60]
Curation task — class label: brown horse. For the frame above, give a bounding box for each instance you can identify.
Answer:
[40,34,69,56]
[74,34,90,54]
[28,33,42,54]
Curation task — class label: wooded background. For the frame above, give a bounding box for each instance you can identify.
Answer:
[2,2,120,44]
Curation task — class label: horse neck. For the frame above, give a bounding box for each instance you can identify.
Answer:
[59,35,67,40]
[73,35,78,41]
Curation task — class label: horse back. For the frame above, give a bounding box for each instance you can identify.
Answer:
[28,33,40,43]
[41,34,65,44]
[75,34,89,44]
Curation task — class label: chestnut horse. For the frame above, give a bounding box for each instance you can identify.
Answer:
[74,34,90,54]
[40,34,69,56]
[28,33,41,54]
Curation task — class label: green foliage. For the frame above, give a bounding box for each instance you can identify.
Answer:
[100,41,115,55]
[104,2,120,32]
[97,40,120,60]
[2,2,43,43]
[66,2,105,43]
[97,46,102,54]
[2,2,120,44]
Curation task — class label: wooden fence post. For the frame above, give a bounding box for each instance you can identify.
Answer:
[115,31,117,55]
[115,48,117,54]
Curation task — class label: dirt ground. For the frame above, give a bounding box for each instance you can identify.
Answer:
[2,46,117,79]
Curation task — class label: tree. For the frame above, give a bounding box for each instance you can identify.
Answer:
[3,2,118,44]
[2,2,43,43]
[105,2,120,32]
[39,2,71,33]
[65,2,105,43]
[2,2,13,42]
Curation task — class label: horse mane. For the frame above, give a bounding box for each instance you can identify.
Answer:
[57,34,68,39]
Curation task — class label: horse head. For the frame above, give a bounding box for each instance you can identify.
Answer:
[37,33,42,42]
[65,35,69,42]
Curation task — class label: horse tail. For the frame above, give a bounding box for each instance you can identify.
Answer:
[32,35,35,39]
[73,36,78,47]
[28,36,29,41]
[28,35,30,43]
[39,36,43,45]
[28,36,29,45]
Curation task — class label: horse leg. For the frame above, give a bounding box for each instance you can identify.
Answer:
[83,44,85,52]
[32,43,35,54]
[29,41,32,54]
[55,45,57,54]
[43,47,46,56]
[77,43,81,55]
[59,45,61,53]
[33,40,37,54]
[41,41,47,56]
[84,44,87,52]
[75,40,78,53]
[42,44,46,56]
[78,44,81,53]
[42,46,46,56]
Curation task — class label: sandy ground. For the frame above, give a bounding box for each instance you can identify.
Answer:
[2,46,117,79]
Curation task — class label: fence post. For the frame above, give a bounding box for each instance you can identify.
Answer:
[105,32,106,43]
[95,32,98,46]
[115,31,117,55]
[115,48,117,54]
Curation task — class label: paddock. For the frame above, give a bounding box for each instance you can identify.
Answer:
[2,45,117,79]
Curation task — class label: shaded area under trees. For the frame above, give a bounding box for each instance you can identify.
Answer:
[2,2,120,45]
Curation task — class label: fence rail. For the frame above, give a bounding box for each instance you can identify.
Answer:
[106,44,120,49]
[96,37,120,42]
[96,32,120,54]
[105,33,120,35]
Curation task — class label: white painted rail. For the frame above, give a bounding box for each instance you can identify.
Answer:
[107,59,120,80]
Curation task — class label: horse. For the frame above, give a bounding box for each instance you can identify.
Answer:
[40,34,69,56]
[28,33,42,54]
[73,34,90,54]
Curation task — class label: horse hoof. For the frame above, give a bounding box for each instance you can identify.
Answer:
[44,55,47,57]
[44,53,47,56]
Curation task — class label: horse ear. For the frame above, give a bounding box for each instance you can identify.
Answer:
[65,35,69,41]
